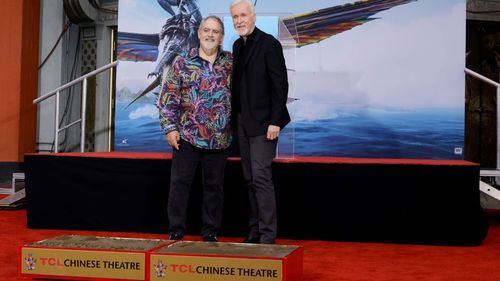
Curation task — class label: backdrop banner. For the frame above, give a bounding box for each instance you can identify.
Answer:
[115,0,465,160]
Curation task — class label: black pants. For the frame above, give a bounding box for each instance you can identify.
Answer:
[238,118,278,243]
[168,139,229,237]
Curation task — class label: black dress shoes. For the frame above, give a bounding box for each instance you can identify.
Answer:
[168,232,183,240]
[260,240,275,244]
[241,237,260,244]
[203,234,218,242]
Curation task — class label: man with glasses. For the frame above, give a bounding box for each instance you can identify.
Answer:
[157,16,232,242]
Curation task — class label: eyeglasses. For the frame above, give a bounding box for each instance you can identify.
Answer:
[201,28,222,35]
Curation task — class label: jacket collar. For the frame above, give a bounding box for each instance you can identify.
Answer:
[235,27,262,68]
[188,47,226,62]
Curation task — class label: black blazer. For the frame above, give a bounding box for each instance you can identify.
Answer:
[232,27,291,136]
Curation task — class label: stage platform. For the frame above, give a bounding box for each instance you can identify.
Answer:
[24,152,489,246]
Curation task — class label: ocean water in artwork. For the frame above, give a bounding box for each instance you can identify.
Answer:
[115,100,463,160]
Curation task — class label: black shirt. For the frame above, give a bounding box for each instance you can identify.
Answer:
[233,29,257,114]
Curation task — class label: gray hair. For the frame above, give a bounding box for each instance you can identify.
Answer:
[230,0,255,14]
[198,15,225,35]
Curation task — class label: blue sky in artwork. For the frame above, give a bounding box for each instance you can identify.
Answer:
[117,0,466,120]
[115,0,466,158]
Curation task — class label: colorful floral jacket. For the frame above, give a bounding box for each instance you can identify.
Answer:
[157,48,232,150]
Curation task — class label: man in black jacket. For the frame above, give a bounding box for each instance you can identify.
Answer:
[230,0,290,244]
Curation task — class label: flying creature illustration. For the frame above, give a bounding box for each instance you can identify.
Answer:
[117,0,417,107]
